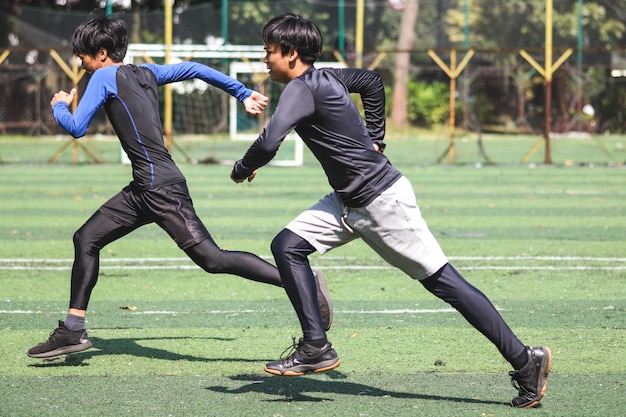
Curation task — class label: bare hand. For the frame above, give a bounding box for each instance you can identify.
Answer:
[230,170,257,183]
[243,91,269,115]
[51,88,77,107]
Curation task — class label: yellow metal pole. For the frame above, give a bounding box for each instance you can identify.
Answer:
[428,49,475,163]
[448,50,457,163]
[367,52,387,71]
[545,0,553,81]
[0,50,10,65]
[519,0,572,164]
[355,0,364,68]
[544,0,553,164]
[71,56,78,163]
[164,0,173,151]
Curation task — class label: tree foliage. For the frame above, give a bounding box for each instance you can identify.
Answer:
[4,0,626,131]
[445,0,626,50]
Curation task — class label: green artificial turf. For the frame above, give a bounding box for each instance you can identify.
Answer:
[0,134,624,416]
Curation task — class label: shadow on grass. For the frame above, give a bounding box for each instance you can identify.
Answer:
[206,373,508,406]
[28,336,267,367]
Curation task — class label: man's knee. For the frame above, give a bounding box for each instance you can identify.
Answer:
[271,229,290,257]
[184,240,228,274]
[271,229,314,260]
[73,226,99,256]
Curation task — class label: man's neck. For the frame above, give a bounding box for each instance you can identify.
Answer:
[289,62,313,81]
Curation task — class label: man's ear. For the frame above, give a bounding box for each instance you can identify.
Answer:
[287,48,299,63]
[97,48,108,62]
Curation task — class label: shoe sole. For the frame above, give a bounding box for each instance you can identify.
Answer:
[28,341,93,359]
[264,358,341,377]
[518,347,553,409]
[313,268,333,331]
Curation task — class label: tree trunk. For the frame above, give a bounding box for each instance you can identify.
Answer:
[390,0,419,127]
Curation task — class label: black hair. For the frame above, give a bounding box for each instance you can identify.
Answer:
[72,15,128,62]
[262,13,322,65]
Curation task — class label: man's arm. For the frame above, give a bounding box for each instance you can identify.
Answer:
[145,62,266,106]
[326,68,386,152]
[52,67,116,138]
[231,79,315,182]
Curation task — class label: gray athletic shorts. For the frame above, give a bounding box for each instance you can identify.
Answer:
[286,176,448,280]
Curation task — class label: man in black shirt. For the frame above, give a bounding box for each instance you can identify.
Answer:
[231,13,551,409]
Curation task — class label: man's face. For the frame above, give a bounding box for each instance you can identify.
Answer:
[77,49,106,73]
[263,43,291,84]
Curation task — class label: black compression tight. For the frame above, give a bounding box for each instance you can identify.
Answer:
[70,211,137,310]
[69,210,282,311]
[271,229,326,342]
[269,228,526,365]
[420,263,526,366]
[184,237,282,286]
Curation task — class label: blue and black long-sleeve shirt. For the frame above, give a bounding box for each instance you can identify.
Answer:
[53,62,253,190]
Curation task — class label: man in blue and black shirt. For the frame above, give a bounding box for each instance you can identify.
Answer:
[27,15,333,360]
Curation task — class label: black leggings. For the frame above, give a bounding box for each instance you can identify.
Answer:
[272,228,526,366]
[420,264,526,365]
[271,229,325,341]
[69,210,282,310]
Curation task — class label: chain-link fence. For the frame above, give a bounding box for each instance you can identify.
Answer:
[1,2,626,142]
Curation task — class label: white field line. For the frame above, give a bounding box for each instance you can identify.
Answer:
[1,255,625,263]
[0,256,625,271]
[0,308,460,315]
[1,265,625,271]
[2,256,619,316]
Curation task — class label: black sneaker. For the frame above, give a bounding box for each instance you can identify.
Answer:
[27,320,92,358]
[264,337,341,376]
[313,268,333,331]
[509,346,552,408]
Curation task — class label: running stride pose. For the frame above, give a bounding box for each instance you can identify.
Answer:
[231,13,551,408]
[28,15,331,360]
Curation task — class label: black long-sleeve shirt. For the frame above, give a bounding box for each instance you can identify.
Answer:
[232,67,402,207]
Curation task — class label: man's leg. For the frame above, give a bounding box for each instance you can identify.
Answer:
[420,263,526,364]
[346,177,551,407]
[69,211,139,311]
[28,210,138,358]
[185,237,333,330]
[184,235,282,286]
[151,179,336,329]
[263,228,339,376]
[420,264,551,409]
[260,193,355,375]
[155,181,286,284]
[270,229,324,341]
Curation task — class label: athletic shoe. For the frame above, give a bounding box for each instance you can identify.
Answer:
[313,268,333,331]
[27,320,92,358]
[264,337,341,376]
[509,346,552,408]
